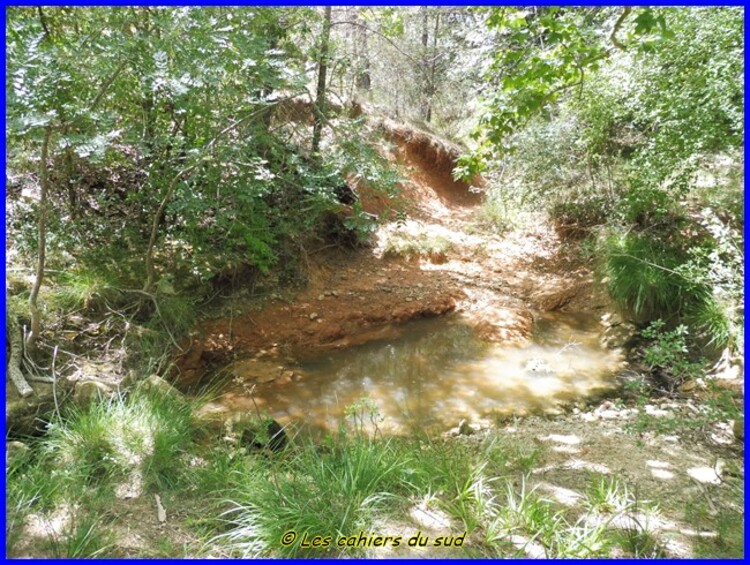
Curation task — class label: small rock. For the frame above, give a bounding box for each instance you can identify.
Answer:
[6,441,30,466]
[239,418,288,452]
[73,380,114,408]
[309,312,319,320]
[679,380,697,392]
[142,374,182,398]
[317,294,325,301]
[192,402,232,432]
[458,419,475,436]
[331,290,340,297]
[733,418,744,441]
[277,370,294,385]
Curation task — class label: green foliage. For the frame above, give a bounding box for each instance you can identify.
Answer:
[462,7,743,361]
[549,197,611,239]
[641,321,706,384]
[611,527,665,558]
[45,269,123,313]
[585,475,638,514]
[43,514,115,558]
[217,435,410,557]
[690,505,744,559]
[484,478,614,558]
[6,6,401,316]
[600,222,738,352]
[459,7,672,177]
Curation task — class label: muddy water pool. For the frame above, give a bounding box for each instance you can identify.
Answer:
[218,312,624,436]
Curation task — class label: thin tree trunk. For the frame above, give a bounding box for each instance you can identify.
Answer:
[354,9,371,93]
[425,13,441,124]
[26,126,52,354]
[312,6,332,154]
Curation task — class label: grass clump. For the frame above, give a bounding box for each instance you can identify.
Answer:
[599,230,690,324]
[42,513,115,558]
[6,379,200,557]
[47,269,123,313]
[44,381,197,492]
[216,429,413,557]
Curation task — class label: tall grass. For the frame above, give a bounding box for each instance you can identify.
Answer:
[600,228,735,351]
[10,393,730,558]
[600,231,688,323]
[215,430,413,557]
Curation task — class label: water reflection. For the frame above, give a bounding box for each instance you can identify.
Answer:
[219,312,624,436]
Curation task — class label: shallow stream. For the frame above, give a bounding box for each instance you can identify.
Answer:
[218,311,624,436]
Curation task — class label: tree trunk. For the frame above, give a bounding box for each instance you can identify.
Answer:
[420,8,431,122]
[25,126,52,354]
[354,9,371,93]
[426,13,441,124]
[312,6,332,154]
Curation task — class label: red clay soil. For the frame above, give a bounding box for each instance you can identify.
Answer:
[175,122,600,387]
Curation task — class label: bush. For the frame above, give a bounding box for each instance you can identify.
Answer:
[641,320,706,388]
[549,196,612,239]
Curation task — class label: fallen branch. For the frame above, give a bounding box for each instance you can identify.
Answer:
[6,308,33,397]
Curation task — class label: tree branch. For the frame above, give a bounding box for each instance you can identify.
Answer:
[331,20,421,66]
[37,7,51,41]
[90,58,129,112]
[610,7,632,50]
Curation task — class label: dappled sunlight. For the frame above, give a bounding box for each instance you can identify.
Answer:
[536,482,584,507]
[646,460,675,480]
[540,434,581,445]
[221,313,624,435]
[561,459,611,474]
[686,466,722,485]
[25,503,78,540]
[409,497,452,531]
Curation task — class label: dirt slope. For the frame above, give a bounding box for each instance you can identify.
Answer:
[176,122,599,386]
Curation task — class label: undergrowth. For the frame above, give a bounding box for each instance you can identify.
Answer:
[7,395,742,559]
